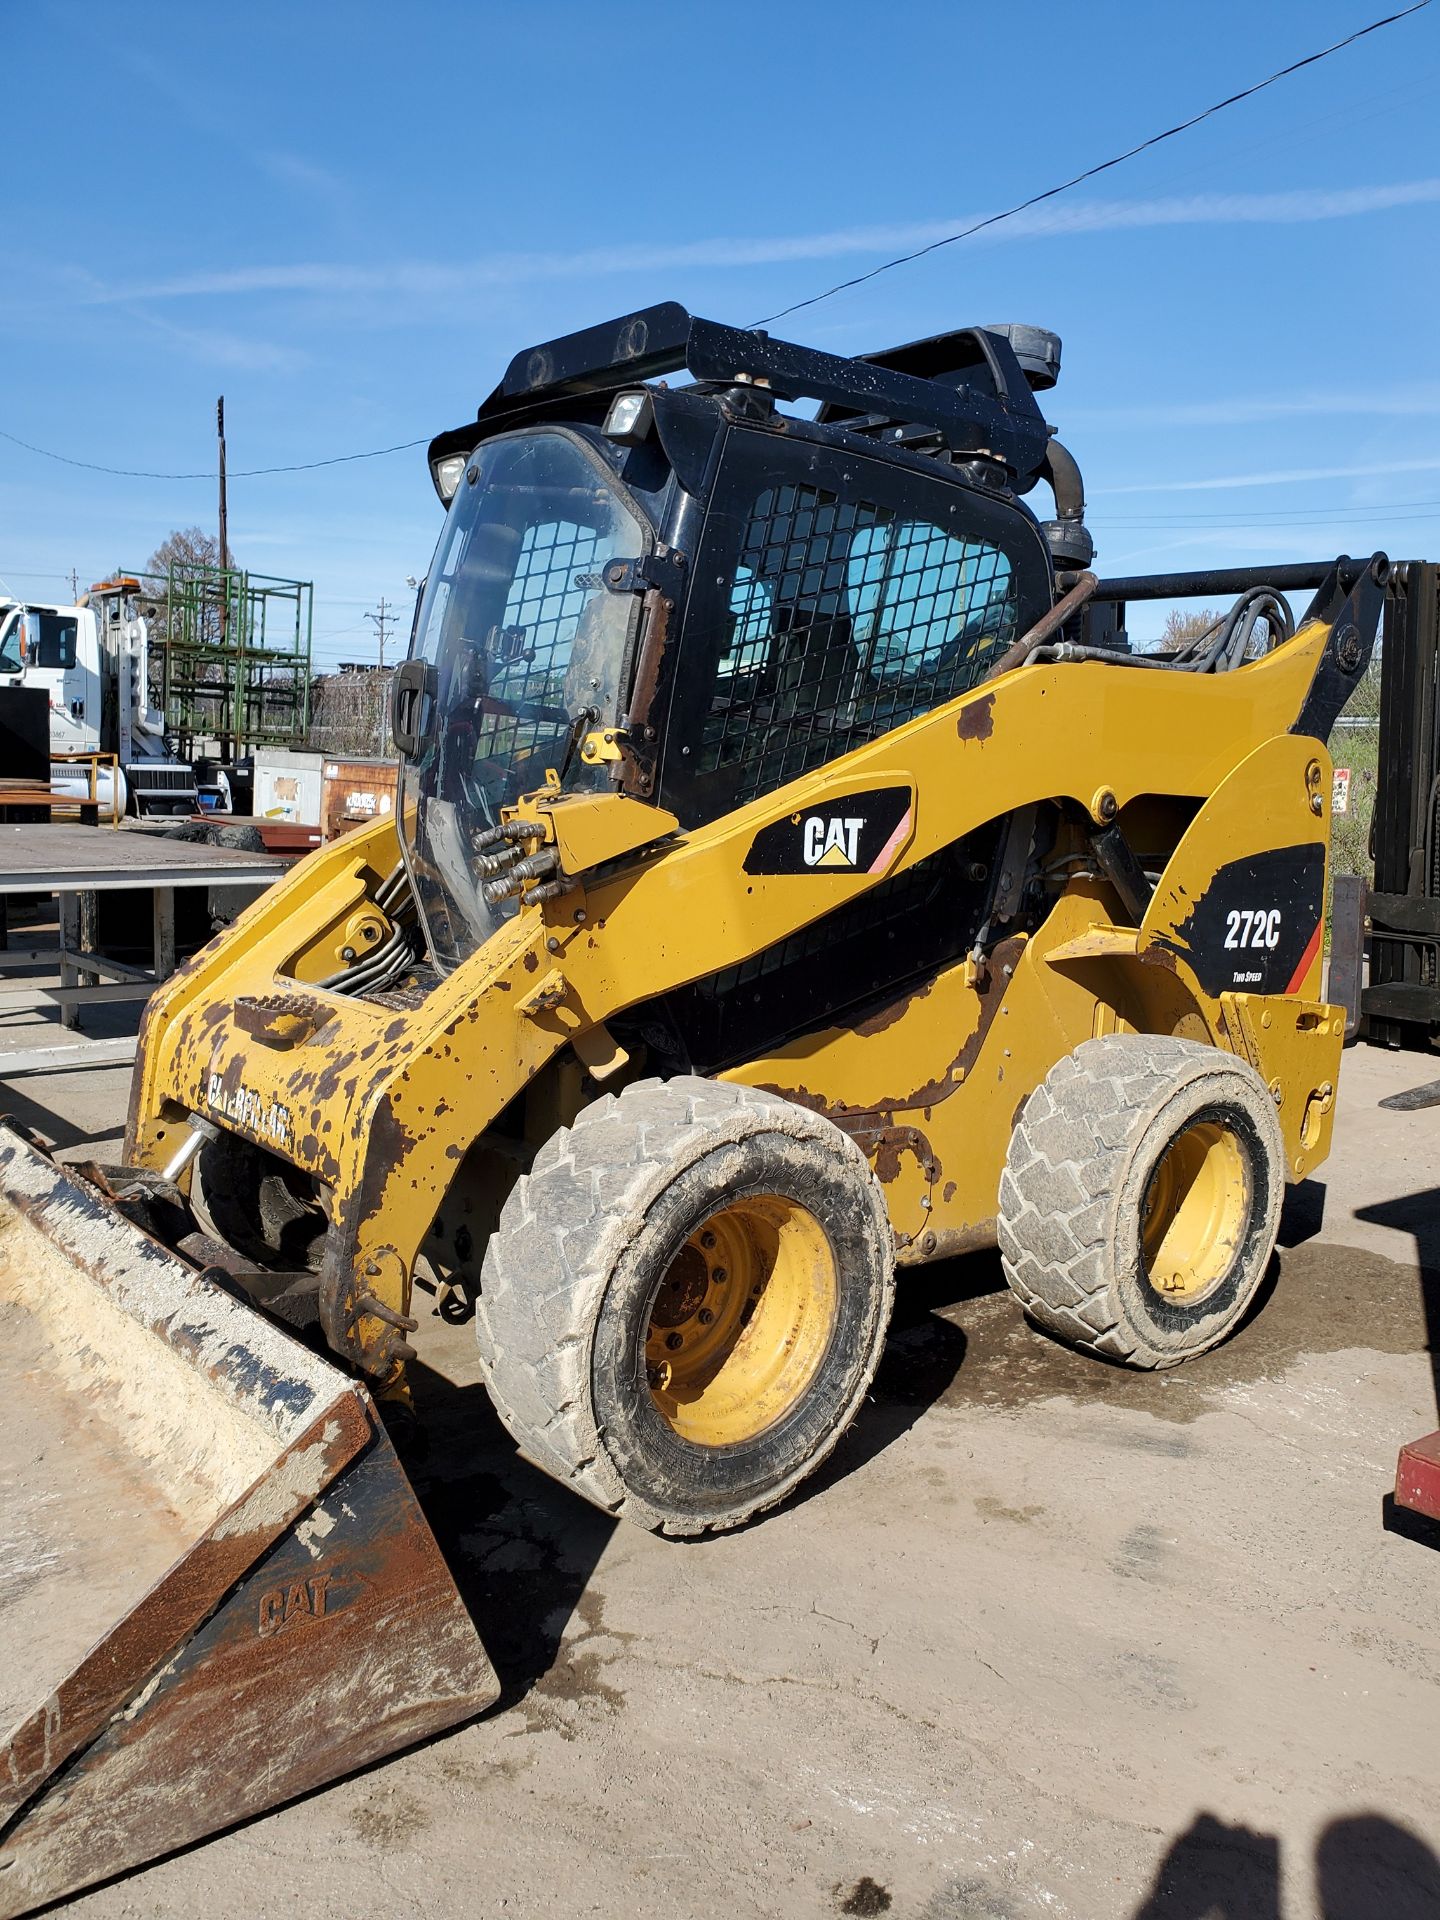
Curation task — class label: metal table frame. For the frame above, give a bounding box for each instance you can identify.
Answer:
[0,830,287,1076]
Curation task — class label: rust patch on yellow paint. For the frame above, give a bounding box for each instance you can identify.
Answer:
[897,935,1023,1110]
[851,979,933,1039]
[755,939,1020,1128]
[866,1122,934,1184]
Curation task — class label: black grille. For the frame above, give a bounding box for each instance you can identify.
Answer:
[643,828,1000,1075]
[700,480,1018,807]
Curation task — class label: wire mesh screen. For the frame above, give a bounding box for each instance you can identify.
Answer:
[453,516,611,772]
[499,518,608,710]
[699,480,1018,806]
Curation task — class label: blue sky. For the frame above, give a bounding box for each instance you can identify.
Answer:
[4,0,1438,663]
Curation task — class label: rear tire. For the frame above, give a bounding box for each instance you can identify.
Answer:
[475,1076,895,1534]
[998,1034,1284,1370]
[191,1135,328,1273]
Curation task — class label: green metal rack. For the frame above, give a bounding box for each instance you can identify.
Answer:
[130,562,314,760]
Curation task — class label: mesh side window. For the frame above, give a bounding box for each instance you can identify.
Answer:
[721,565,773,675]
[699,480,1018,808]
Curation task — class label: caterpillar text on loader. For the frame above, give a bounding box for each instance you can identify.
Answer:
[0,303,1387,1910]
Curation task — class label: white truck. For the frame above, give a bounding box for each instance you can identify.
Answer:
[0,577,201,816]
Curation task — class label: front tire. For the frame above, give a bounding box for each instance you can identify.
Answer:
[998,1034,1285,1370]
[475,1076,895,1534]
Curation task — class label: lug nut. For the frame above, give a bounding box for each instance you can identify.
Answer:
[700,1230,717,1250]
[697,1307,714,1325]
[665,1331,683,1351]
[711,1267,726,1283]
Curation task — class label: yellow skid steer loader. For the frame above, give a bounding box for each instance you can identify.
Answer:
[1,304,1384,1909]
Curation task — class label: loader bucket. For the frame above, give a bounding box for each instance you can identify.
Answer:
[0,1127,499,1917]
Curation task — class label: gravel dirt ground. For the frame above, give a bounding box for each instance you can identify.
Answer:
[3,995,1438,1920]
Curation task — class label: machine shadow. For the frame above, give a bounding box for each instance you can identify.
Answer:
[1132,1809,1440,1919]
[1381,1490,1440,1551]
[404,1353,616,1712]
[1278,1176,1328,1248]
[1353,1186,1440,1420]
[0,1084,131,1153]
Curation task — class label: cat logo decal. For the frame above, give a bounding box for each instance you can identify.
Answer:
[744,788,914,877]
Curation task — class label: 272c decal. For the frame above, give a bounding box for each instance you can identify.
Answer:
[1154,843,1325,996]
[1223,908,1283,951]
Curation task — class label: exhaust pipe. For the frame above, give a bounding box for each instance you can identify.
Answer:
[1039,438,1094,570]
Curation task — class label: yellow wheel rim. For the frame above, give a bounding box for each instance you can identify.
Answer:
[1141,1118,1250,1307]
[646,1196,838,1447]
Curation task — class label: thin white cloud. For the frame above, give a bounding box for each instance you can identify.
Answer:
[125,305,308,375]
[86,179,1440,305]
[1097,458,1440,496]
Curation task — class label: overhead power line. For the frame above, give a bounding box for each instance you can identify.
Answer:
[0,423,428,483]
[1100,501,1440,528]
[0,4,1431,487]
[751,1,1432,326]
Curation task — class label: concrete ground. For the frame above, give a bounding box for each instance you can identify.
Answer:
[4,970,1439,1920]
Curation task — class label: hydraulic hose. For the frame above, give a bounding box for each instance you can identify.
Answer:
[983,571,1098,681]
[305,856,426,997]
[1029,584,1295,675]
[1166,587,1294,673]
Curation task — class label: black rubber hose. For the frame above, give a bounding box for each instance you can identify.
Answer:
[1042,437,1087,525]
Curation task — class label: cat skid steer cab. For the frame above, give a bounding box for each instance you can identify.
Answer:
[0,302,1385,1911]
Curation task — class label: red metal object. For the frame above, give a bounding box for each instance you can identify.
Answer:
[189,814,321,855]
[320,755,399,844]
[252,820,322,854]
[1395,1430,1440,1522]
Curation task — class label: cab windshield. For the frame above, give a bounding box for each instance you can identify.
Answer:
[399,427,651,970]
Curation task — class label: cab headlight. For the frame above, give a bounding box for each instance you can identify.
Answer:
[603,389,654,446]
[431,452,469,504]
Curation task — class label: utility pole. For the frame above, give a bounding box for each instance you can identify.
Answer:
[68,567,79,603]
[364,598,393,671]
[217,395,231,755]
[217,396,229,578]
[363,599,395,754]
